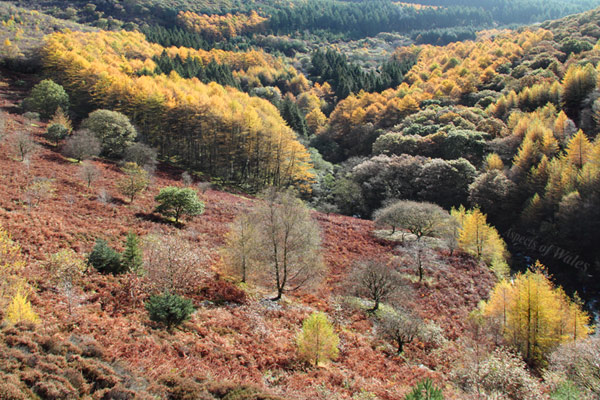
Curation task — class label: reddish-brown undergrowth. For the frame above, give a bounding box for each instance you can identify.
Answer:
[0,71,496,399]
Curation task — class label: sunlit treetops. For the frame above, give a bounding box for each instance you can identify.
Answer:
[483,262,590,367]
[177,10,267,41]
[43,30,314,189]
[326,29,552,137]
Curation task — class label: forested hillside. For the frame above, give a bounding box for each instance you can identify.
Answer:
[0,1,599,399]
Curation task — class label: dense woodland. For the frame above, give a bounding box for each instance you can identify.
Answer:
[0,0,599,399]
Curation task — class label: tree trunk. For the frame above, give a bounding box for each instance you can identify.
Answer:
[369,300,379,312]
[417,249,423,282]
[396,340,404,355]
[270,288,283,301]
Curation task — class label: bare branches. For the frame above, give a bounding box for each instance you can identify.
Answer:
[349,259,402,312]
[376,307,423,355]
[222,189,323,300]
[143,233,210,295]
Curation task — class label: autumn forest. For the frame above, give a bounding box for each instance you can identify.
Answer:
[0,0,599,399]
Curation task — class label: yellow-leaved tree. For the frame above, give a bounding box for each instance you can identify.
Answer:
[0,225,38,324]
[483,262,590,368]
[5,291,39,325]
[565,129,592,169]
[42,30,314,191]
[297,311,339,367]
[451,206,508,276]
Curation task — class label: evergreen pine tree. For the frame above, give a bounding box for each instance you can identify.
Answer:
[88,239,124,274]
[122,232,143,274]
[145,291,194,329]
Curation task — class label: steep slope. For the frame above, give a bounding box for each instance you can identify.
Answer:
[0,70,496,399]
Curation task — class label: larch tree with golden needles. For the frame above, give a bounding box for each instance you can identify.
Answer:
[297,311,339,367]
[451,206,507,269]
[41,30,314,191]
[483,262,590,368]
[0,225,38,324]
[561,63,597,123]
[565,130,592,169]
[5,291,39,325]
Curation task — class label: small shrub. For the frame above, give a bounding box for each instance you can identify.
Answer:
[22,112,40,121]
[87,239,124,274]
[145,291,194,329]
[45,123,69,146]
[404,379,443,400]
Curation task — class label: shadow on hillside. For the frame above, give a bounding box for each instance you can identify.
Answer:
[135,211,168,224]
[135,212,185,228]
[41,151,72,165]
[0,67,36,114]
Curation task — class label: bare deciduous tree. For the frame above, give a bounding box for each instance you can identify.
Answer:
[374,200,450,240]
[47,249,86,316]
[248,188,323,301]
[181,171,193,186]
[377,307,423,354]
[143,233,209,294]
[24,177,54,207]
[349,259,401,312]
[62,129,101,162]
[405,240,436,283]
[441,215,460,256]
[11,131,38,162]
[79,160,101,188]
[197,181,212,194]
[124,142,157,173]
[117,162,149,203]
[222,213,258,283]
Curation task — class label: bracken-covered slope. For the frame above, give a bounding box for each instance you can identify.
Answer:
[0,70,496,399]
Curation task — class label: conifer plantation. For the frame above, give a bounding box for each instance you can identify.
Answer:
[0,0,599,399]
